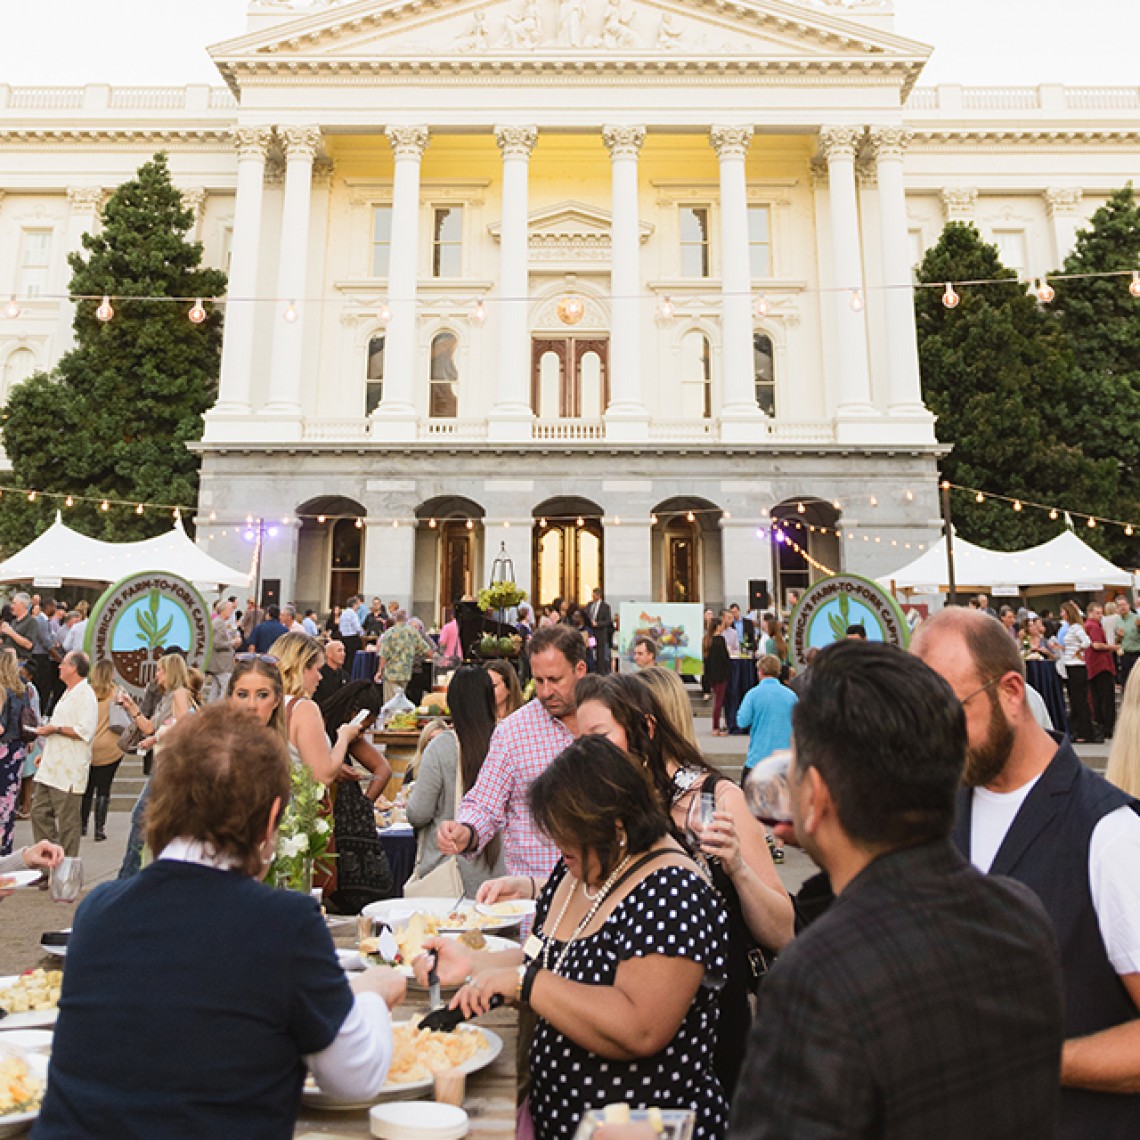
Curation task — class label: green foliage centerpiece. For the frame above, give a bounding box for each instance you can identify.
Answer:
[270,763,333,893]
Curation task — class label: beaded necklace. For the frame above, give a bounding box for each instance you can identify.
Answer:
[541,853,633,976]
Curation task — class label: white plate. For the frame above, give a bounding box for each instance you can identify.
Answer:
[38,943,66,960]
[474,899,536,922]
[343,934,519,985]
[0,1047,48,1137]
[0,1030,51,1053]
[0,870,41,890]
[302,1023,502,1108]
[0,977,59,1031]
[361,897,524,935]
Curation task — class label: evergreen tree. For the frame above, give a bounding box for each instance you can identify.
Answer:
[0,153,226,552]
[914,222,1120,552]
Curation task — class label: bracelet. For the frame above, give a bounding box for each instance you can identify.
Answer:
[519,960,541,1005]
[462,824,479,854]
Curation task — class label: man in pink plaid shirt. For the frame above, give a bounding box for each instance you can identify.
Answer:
[438,625,588,877]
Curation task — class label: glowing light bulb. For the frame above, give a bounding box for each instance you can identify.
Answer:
[391,519,399,528]
[466,518,475,530]
[377,300,391,324]
[471,299,486,325]
[650,514,658,525]
[243,529,255,542]
[1087,516,1097,528]
[797,502,806,514]
[1127,525,1135,537]
[941,283,960,309]
[504,520,511,528]
[428,518,437,529]
[100,500,110,512]
[658,296,675,320]
[188,298,207,325]
[539,517,547,528]
[317,514,326,524]
[1130,271,1140,299]
[613,516,621,526]
[267,526,279,538]
[283,301,299,323]
[686,511,695,523]
[3,297,19,320]
[904,489,915,502]
[848,288,864,312]
[26,491,36,502]
[136,503,144,515]
[354,518,363,529]
[753,294,770,318]
[976,492,985,503]
[869,495,878,507]
[96,296,114,322]
[576,516,585,528]
[64,495,74,507]
[1049,509,1059,520]
[832,499,842,511]
[1013,500,1023,511]
[723,511,731,520]
[1036,278,1055,304]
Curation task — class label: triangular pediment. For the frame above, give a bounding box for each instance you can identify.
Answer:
[488,200,653,246]
[215,0,930,75]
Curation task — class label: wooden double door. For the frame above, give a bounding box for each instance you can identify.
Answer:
[531,338,610,418]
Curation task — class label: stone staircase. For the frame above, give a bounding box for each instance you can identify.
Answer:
[109,752,147,812]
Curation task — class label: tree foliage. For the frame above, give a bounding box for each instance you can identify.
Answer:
[915,220,1135,560]
[0,153,226,553]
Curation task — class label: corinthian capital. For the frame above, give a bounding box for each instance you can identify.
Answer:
[1044,187,1082,217]
[709,125,753,161]
[865,126,913,161]
[180,187,208,223]
[940,186,977,221]
[232,126,273,160]
[602,124,646,159]
[494,125,539,159]
[67,186,104,212]
[818,126,862,163]
[280,125,322,162]
[386,126,430,161]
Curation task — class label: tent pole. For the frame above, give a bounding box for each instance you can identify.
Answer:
[941,481,958,606]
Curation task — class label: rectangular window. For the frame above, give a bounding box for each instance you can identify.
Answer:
[429,332,459,418]
[17,229,53,298]
[679,206,710,278]
[992,229,1027,276]
[754,333,775,417]
[432,206,463,278]
[748,205,771,279]
[366,334,385,415]
[371,206,392,278]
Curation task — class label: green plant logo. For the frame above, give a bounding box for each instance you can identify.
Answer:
[135,589,174,650]
[827,593,852,641]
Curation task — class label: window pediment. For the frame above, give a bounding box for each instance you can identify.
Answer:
[488,200,653,265]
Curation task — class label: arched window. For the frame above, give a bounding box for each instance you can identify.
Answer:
[366,334,384,415]
[753,333,775,416]
[680,331,711,419]
[3,348,37,401]
[430,331,459,418]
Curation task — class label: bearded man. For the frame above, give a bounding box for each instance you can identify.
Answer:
[912,608,1140,1139]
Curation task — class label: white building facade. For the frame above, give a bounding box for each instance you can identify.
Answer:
[1,0,1138,619]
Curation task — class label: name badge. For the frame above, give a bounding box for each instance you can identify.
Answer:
[523,934,544,962]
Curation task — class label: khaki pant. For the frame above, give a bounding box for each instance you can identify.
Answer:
[32,781,83,857]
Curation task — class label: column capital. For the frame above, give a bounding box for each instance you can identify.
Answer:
[279,124,322,162]
[494,124,538,159]
[818,125,862,163]
[1044,186,1082,217]
[232,125,273,160]
[865,125,913,162]
[180,187,208,223]
[709,125,753,161]
[385,125,430,161]
[313,157,337,186]
[602,124,646,159]
[940,186,977,221]
[66,186,104,212]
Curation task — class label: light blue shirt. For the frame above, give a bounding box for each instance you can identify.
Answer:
[736,677,798,770]
[339,608,364,638]
[302,617,320,638]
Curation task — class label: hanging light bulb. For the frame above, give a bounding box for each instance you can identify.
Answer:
[354,518,363,529]
[904,489,915,502]
[377,300,391,324]
[650,513,658,525]
[722,510,731,520]
[832,499,842,511]
[539,517,547,528]
[1127,525,1135,537]
[941,283,960,309]
[64,495,74,508]
[686,510,695,523]
[869,495,878,507]
[1130,271,1140,299]
[1049,508,1058,521]
[976,491,985,503]
[317,514,326,524]
[1013,500,1023,511]
[848,288,864,312]
[3,297,19,320]
[1087,516,1097,528]
[96,295,114,322]
[753,294,770,318]
[100,499,110,512]
[267,525,278,538]
[658,295,675,320]
[188,298,207,325]
[466,518,475,530]
[136,503,144,515]
[613,516,621,526]
[504,519,511,528]
[428,517,437,529]
[26,491,36,502]
[796,502,806,514]
[1035,278,1055,304]
[471,299,486,325]
[391,519,399,528]
[576,516,585,528]
[283,301,299,324]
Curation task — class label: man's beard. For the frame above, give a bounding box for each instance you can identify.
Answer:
[964,691,1015,787]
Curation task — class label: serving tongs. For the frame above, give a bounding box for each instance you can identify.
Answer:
[418,994,504,1033]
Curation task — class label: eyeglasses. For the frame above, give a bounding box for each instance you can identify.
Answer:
[236,653,278,665]
[958,674,1005,707]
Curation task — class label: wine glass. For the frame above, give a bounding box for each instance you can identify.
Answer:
[50,857,83,904]
[686,790,718,847]
[743,751,794,829]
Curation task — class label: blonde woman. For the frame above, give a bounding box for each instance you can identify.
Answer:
[81,660,127,843]
[0,648,31,855]
[638,664,700,747]
[405,716,448,786]
[269,632,361,785]
[1107,667,1140,797]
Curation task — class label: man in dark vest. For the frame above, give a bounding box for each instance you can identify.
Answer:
[914,607,1140,1139]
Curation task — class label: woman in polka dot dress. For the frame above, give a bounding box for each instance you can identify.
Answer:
[418,735,729,1140]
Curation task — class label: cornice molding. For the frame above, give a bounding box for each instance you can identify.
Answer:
[0,127,233,148]
[908,128,1140,148]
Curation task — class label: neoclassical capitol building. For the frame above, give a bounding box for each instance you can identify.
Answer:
[1,0,1138,617]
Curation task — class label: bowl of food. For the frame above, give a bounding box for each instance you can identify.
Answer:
[0,1042,49,1138]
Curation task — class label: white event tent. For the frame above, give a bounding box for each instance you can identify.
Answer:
[0,514,249,591]
[882,530,1132,594]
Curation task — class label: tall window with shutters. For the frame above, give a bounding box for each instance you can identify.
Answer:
[753,333,775,416]
[429,331,459,418]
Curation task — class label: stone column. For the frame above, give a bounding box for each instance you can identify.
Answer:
[362,519,416,613]
[264,125,321,429]
[710,126,764,442]
[489,125,538,442]
[210,126,271,424]
[602,125,649,441]
[1045,187,1083,266]
[604,520,653,610]
[372,126,429,441]
[54,186,103,355]
[867,127,929,420]
[819,126,874,425]
[721,521,771,610]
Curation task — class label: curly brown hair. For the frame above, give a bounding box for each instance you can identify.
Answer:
[145,703,290,878]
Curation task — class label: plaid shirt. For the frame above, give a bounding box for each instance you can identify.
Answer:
[457,697,574,877]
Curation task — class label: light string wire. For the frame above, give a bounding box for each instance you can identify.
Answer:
[944,481,1139,537]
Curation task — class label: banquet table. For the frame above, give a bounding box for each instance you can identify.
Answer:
[724,657,759,734]
[351,649,378,682]
[377,825,417,895]
[1025,658,1069,734]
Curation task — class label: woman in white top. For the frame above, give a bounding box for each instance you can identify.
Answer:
[1060,600,1096,742]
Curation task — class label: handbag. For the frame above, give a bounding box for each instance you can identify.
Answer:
[404,742,465,898]
[19,702,39,745]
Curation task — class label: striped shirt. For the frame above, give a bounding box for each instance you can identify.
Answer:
[457,697,574,878]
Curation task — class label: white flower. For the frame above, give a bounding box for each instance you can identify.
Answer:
[279,833,309,858]
[314,818,331,835]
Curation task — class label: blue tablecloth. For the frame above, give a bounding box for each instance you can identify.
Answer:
[1025,659,1069,735]
[725,658,759,735]
[352,651,378,682]
[378,827,417,895]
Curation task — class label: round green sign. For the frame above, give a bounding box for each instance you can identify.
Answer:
[788,573,910,670]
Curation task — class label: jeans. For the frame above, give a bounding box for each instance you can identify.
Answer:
[118,779,150,879]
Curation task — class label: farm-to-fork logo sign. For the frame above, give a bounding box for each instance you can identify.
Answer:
[787,573,909,671]
[84,572,212,699]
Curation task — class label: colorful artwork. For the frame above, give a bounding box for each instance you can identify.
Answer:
[617,602,705,676]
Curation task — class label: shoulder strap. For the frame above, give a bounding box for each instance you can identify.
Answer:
[610,847,679,894]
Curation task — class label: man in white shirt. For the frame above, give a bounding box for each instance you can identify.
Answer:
[913,608,1140,1137]
[31,650,100,857]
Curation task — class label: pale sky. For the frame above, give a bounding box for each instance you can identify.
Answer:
[0,0,1136,87]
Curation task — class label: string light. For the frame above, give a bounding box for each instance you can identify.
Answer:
[1131,271,1140,299]
[753,294,770,318]
[658,296,675,320]
[3,297,19,320]
[428,518,437,528]
[941,283,960,309]
[796,502,806,514]
[904,489,915,502]
[1013,499,1023,511]
[100,500,109,511]
[576,516,585,528]
[354,518,363,529]
[391,518,399,528]
[1049,508,1058,520]
[26,491,36,502]
[946,482,1140,541]
[869,496,878,507]
[377,300,391,324]
[848,288,864,312]
[686,511,695,523]
[649,514,658,525]
[135,504,144,515]
[539,517,547,528]
[95,296,114,322]
[283,301,299,324]
[471,299,487,326]
[317,514,326,524]
[976,492,985,503]
[466,519,475,530]
[1087,516,1097,528]
[188,298,207,325]
[1035,278,1056,304]
[64,495,74,507]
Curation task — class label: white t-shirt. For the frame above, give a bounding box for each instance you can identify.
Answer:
[972,788,1140,975]
[1062,623,1091,666]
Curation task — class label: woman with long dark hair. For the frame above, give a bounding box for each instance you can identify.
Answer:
[405,665,506,893]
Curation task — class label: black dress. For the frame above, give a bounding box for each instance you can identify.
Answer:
[528,860,729,1140]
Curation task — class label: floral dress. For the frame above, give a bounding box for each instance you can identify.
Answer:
[528,860,729,1140]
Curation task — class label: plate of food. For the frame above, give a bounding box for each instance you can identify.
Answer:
[0,972,62,1031]
[351,928,518,986]
[474,899,536,922]
[302,1020,502,1108]
[0,1044,48,1137]
[361,897,526,935]
[0,871,41,891]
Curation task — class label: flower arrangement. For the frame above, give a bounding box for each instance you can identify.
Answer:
[478,633,524,658]
[270,762,333,892]
[477,581,527,612]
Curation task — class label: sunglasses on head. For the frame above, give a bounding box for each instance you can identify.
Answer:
[236,653,278,665]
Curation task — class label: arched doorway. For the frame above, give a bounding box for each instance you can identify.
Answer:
[770,498,842,610]
[650,497,724,604]
[532,497,604,609]
[414,496,485,624]
[295,495,368,613]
